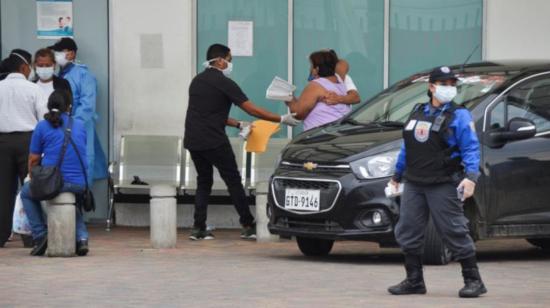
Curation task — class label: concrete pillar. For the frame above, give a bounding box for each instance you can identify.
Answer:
[46,193,76,257]
[150,185,177,248]
[255,182,278,242]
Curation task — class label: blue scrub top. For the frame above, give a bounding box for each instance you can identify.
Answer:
[60,62,108,182]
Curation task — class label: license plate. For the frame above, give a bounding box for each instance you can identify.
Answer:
[284,189,320,211]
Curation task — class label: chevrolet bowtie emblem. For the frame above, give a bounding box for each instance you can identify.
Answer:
[303,162,318,171]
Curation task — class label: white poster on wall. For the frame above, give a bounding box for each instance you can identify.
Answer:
[228,21,253,57]
[36,0,74,39]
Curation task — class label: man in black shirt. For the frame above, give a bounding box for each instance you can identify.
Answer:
[184,43,300,240]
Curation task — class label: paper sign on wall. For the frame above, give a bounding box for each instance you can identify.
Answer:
[36,0,74,39]
[228,21,253,57]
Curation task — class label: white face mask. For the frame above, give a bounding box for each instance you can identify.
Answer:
[36,66,55,81]
[202,58,233,76]
[55,51,69,67]
[221,60,233,76]
[434,85,457,103]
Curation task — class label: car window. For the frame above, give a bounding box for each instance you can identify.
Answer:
[355,82,427,124]
[500,76,550,133]
[350,73,509,124]
[488,101,506,130]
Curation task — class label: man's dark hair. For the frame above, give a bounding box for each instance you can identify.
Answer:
[206,44,231,61]
[34,48,56,63]
[309,50,338,77]
[0,61,8,80]
[0,49,31,74]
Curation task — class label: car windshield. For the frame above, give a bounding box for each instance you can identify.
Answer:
[348,73,511,124]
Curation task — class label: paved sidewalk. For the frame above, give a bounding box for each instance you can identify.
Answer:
[1,226,550,307]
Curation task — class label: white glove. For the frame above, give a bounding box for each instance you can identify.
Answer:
[280,113,301,126]
[457,178,476,201]
[238,121,252,140]
[24,174,31,183]
[385,179,403,197]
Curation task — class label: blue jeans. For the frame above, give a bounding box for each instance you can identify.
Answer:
[20,182,89,241]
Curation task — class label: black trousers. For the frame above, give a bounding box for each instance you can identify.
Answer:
[0,132,32,244]
[189,143,254,230]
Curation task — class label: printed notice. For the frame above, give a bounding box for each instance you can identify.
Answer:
[36,0,73,39]
[228,21,253,57]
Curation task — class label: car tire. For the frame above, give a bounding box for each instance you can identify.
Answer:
[423,219,452,265]
[296,237,334,256]
[526,238,550,250]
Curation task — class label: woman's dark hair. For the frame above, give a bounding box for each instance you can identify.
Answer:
[44,90,72,128]
[206,43,230,61]
[34,48,56,64]
[309,50,338,77]
[0,49,31,74]
[328,49,339,60]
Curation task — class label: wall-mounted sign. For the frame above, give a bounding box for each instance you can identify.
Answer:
[36,0,73,39]
[228,21,253,57]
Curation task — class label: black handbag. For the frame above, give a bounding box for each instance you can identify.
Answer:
[69,135,95,212]
[29,120,72,201]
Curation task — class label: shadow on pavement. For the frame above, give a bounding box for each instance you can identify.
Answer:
[268,242,550,265]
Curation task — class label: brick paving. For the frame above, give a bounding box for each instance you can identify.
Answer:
[1,226,550,307]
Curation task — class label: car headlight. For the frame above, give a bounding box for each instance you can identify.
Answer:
[350,150,400,179]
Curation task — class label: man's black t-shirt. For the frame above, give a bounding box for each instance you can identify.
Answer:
[184,68,248,151]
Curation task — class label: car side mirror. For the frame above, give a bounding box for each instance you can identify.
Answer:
[487,117,536,148]
[505,117,537,140]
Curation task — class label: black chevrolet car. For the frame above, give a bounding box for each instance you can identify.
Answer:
[268,61,550,264]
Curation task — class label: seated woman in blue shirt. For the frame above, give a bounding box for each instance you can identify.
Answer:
[20,89,89,256]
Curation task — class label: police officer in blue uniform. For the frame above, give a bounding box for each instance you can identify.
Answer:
[387,66,487,298]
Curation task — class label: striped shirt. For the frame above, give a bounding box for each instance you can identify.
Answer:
[0,73,48,133]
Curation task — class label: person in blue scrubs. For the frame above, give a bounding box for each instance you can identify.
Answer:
[49,38,107,184]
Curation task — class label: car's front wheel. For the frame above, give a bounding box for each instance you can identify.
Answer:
[423,219,452,265]
[526,238,550,250]
[296,237,334,256]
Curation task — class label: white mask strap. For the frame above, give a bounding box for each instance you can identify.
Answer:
[11,52,29,66]
[202,58,219,68]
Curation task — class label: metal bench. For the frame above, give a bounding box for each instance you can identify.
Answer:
[106,135,182,230]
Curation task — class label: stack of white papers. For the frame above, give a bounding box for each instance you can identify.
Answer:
[266,76,296,101]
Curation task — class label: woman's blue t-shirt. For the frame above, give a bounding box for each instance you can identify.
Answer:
[29,113,88,186]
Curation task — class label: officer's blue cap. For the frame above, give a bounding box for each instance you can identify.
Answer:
[429,66,458,83]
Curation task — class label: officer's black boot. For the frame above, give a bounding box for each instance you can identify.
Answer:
[388,254,427,295]
[459,256,487,298]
